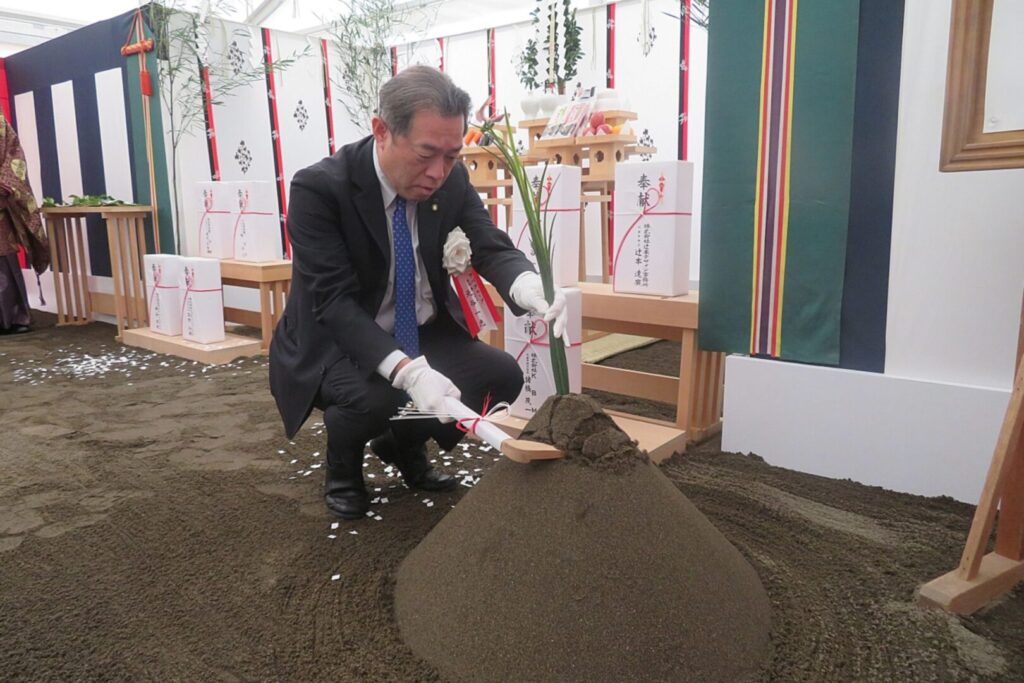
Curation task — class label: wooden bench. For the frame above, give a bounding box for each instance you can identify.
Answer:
[485,281,724,445]
[220,259,291,350]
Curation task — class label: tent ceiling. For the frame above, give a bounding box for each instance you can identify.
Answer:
[0,0,597,54]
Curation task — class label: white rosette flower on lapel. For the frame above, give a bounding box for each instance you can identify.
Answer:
[442,227,472,275]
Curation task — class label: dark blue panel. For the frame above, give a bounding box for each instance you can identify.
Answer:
[5,10,136,96]
[73,76,111,278]
[839,0,905,373]
[31,88,61,205]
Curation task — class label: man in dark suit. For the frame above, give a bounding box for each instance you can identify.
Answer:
[270,66,567,519]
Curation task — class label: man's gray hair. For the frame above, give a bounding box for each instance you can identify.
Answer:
[378,65,472,136]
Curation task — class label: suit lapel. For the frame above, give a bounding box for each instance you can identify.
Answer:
[418,190,445,295]
[351,140,390,264]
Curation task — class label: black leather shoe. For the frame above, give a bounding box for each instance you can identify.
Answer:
[370,431,457,492]
[404,467,458,492]
[324,455,369,520]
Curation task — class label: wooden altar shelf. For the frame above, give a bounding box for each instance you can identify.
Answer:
[918,299,1024,614]
[122,326,262,365]
[220,259,291,350]
[483,282,724,444]
[42,206,154,337]
[42,209,92,325]
[460,146,505,186]
[489,410,686,464]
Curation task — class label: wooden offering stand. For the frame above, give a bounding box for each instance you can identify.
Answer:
[461,123,515,225]
[918,299,1024,614]
[42,205,155,333]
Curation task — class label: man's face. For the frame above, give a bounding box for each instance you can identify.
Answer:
[372,110,465,202]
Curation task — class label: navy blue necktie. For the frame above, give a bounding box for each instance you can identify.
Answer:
[392,197,420,357]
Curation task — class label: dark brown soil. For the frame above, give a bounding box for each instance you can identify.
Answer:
[520,393,649,472]
[2,314,1022,682]
[395,394,771,682]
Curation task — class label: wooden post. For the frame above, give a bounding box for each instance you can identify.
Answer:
[918,295,1024,613]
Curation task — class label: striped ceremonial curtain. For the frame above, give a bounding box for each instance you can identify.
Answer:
[6,9,175,275]
[699,0,860,365]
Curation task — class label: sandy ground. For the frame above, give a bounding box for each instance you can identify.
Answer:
[1,313,1022,682]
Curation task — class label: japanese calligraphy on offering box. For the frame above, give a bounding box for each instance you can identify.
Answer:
[503,287,582,419]
[612,161,694,296]
[178,256,225,344]
[195,182,234,259]
[144,254,183,337]
[229,181,283,262]
[511,164,582,288]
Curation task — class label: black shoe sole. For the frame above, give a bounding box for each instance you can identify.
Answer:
[326,505,369,520]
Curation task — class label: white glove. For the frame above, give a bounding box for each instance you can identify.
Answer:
[510,271,568,341]
[392,356,461,423]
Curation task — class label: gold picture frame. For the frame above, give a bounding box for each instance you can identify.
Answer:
[940,0,1024,172]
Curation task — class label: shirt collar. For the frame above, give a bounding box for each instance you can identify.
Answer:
[372,142,399,209]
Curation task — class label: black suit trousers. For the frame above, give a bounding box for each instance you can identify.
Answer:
[314,314,523,468]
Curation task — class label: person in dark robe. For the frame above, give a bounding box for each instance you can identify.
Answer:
[0,113,48,333]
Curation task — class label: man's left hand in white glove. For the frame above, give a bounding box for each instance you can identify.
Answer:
[509,271,568,341]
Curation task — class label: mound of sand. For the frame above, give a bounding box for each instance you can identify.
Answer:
[395,395,772,682]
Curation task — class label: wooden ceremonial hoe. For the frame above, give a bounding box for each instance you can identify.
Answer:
[441,397,564,463]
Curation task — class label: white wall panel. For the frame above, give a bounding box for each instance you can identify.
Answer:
[722,355,1009,503]
[206,21,277,184]
[268,31,331,202]
[886,0,1024,390]
[444,32,488,118]
[613,0,679,164]
[12,91,42,206]
[95,68,134,204]
[326,41,370,145]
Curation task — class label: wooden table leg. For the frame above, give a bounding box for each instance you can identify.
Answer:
[259,282,272,349]
[677,329,699,435]
[107,220,127,340]
[74,218,92,322]
[45,218,65,324]
[600,185,610,284]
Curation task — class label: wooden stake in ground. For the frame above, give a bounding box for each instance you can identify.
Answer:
[918,295,1024,614]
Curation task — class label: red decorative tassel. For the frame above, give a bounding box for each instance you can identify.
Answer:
[140,68,152,97]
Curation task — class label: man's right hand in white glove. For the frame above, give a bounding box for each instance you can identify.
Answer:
[391,356,461,422]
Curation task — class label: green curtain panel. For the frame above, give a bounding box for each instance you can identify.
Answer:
[699,0,860,365]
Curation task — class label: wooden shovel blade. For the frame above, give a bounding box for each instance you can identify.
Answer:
[499,438,564,463]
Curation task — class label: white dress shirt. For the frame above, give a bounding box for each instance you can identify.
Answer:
[372,144,437,379]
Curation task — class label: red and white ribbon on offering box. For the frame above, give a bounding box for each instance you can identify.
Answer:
[198,191,230,255]
[514,175,580,251]
[443,227,499,336]
[147,264,179,326]
[230,190,275,259]
[179,267,224,333]
[611,174,692,289]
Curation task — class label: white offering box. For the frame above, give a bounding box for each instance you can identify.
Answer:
[178,256,225,344]
[144,254,183,337]
[504,287,582,419]
[195,181,234,259]
[510,164,581,288]
[228,180,282,262]
[612,161,694,296]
